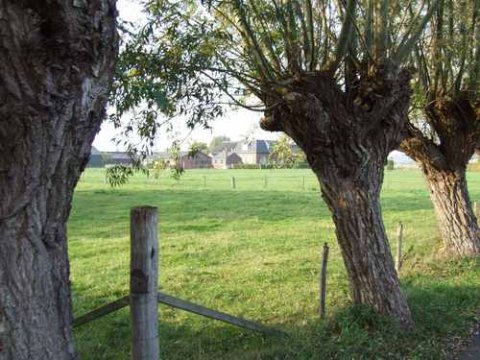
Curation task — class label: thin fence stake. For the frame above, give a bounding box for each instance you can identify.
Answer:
[320,243,329,318]
[395,222,404,273]
[130,206,159,360]
[231,176,236,189]
[264,175,267,188]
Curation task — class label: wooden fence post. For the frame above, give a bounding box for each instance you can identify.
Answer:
[231,176,236,189]
[319,243,329,318]
[395,222,404,273]
[264,175,267,189]
[130,206,159,360]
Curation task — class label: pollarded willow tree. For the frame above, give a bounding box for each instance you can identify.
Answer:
[0,1,117,358]
[113,0,437,329]
[401,0,480,257]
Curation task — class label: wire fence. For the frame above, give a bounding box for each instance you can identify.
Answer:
[79,167,444,191]
[71,168,480,357]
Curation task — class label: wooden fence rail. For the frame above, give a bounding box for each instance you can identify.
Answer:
[157,292,284,336]
[73,205,284,359]
[74,292,284,336]
[73,296,129,328]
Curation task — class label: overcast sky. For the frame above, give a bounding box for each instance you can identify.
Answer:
[92,0,277,152]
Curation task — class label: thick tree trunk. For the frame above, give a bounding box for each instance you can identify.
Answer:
[317,163,412,327]
[400,96,480,257]
[424,167,480,257]
[0,1,117,359]
[260,68,413,329]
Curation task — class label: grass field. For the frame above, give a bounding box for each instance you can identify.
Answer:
[70,168,480,359]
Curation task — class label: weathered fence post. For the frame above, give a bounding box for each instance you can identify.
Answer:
[395,222,404,273]
[264,175,267,189]
[231,176,236,189]
[130,206,159,360]
[319,243,329,318]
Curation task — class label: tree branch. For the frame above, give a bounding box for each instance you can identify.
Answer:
[400,122,448,169]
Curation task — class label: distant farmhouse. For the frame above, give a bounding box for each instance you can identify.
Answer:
[150,151,213,169]
[87,147,135,167]
[89,139,300,169]
[149,140,282,170]
[211,140,278,169]
[212,150,243,169]
[235,140,275,166]
[179,151,212,169]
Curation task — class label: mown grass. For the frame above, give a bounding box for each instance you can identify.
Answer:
[70,168,480,359]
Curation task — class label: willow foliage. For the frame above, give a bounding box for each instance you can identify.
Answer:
[106,0,438,185]
[413,0,480,101]
[112,0,438,123]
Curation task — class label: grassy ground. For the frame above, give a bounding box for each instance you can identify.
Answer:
[70,168,480,359]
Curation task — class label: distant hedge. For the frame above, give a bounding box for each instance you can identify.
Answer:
[232,164,273,169]
[231,163,310,169]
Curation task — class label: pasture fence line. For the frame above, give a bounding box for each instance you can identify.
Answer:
[198,173,315,191]
[73,206,285,359]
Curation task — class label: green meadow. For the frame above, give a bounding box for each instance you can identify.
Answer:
[70,168,480,359]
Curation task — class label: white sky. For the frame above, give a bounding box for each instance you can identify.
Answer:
[92,0,277,152]
[93,1,413,165]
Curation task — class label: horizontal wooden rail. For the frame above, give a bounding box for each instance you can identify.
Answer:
[73,296,129,328]
[157,292,285,336]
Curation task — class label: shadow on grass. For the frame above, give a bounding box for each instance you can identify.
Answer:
[74,275,480,360]
[73,298,285,360]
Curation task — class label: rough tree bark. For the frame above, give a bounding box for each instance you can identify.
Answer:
[0,1,118,359]
[261,66,413,329]
[401,96,480,257]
